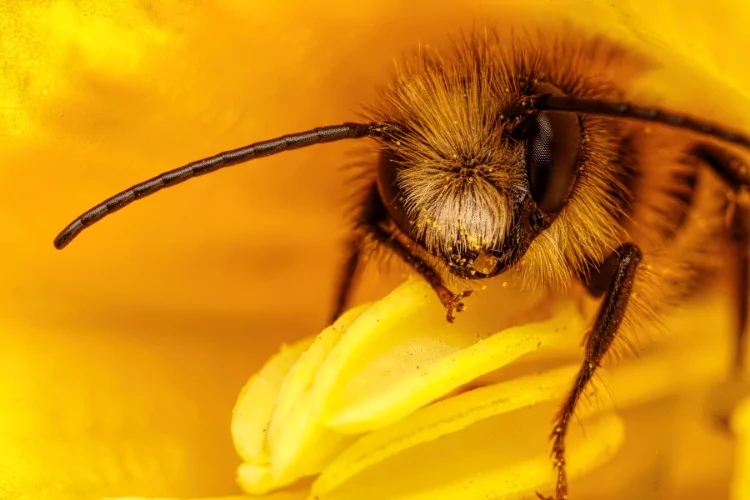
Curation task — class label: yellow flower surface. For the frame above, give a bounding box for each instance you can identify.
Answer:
[105,275,738,500]
[223,277,734,500]
[1,1,749,500]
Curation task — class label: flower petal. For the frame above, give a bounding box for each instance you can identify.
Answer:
[232,337,315,465]
[267,305,370,479]
[312,277,583,434]
[234,278,584,494]
[312,365,580,495]
[311,365,623,500]
[308,292,733,499]
[235,305,370,494]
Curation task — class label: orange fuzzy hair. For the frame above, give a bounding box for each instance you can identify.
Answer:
[364,30,648,289]
[352,29,731,357]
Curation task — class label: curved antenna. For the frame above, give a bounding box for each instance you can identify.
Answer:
[54,122,382,249]
[534,94,750,185]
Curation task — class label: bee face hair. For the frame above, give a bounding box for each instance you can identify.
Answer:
[367,33,629,281]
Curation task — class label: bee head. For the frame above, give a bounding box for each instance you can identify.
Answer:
[52,34,749,265]
[374,82,582,279]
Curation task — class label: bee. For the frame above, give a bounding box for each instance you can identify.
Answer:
[54,29,750,500]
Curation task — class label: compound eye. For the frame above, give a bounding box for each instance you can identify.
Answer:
[376,151,413,236]
[525,84,582,214]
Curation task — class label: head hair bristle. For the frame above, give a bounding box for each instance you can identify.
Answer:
[365,30,644,285]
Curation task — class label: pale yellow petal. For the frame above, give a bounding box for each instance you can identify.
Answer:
[350,414,621,500]
[312,277,581,434]
[313,365,580,495]
[266,305,370,481]
[311,366,623,500]
[231,337,315,465]
[270,306,370,438]
[235,277,580,494]
[236,462,280,496]
[309,292,731,499]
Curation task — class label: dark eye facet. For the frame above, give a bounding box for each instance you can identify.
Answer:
[525,84,582,214]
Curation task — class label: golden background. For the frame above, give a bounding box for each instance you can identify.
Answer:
[1,1,748,499]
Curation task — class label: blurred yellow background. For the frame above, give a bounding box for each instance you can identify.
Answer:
[1,1,749,499]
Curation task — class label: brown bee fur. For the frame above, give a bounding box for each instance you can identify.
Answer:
[352,29,730,349]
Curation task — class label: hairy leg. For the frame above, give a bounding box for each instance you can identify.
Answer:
[331,182,471,323]
[368,221,471,322]
[329,235,363,323]
[538,243,642,500]
[330,182,386,323]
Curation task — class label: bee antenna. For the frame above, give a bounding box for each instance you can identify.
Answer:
[53,122,386,250]
[535,94,750,152]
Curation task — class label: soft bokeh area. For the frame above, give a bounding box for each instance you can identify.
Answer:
[1,1,749,499]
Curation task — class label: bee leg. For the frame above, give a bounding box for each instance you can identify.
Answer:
[332,182,470,323]
[364,181,471,322]
[538,243,642,500]
[330,182,383,323]
[367,222,471,322]
[330,234,364,323]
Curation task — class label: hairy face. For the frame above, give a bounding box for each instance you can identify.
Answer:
[368,33,618,280]
[376,123,528,278]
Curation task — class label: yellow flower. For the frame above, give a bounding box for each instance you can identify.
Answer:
[232,278,602,498]
[110,276,738,499]
[1,1,749,500]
